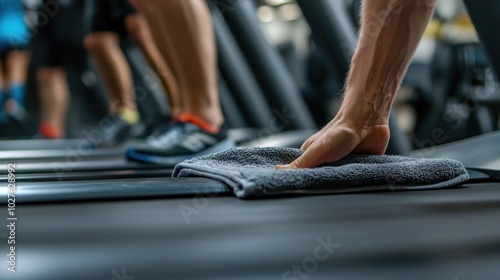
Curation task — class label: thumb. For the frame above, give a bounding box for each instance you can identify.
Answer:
[276,145,325,169]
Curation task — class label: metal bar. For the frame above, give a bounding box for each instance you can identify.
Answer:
[0,139,85,151]
[218,77,249,128]
[219,0,316,130]
[0,177,230,204]
[209,1,274,128]
[0,159,175,174]
[0,169,174,183]
[297,0,357,75]
[462,0,500,81]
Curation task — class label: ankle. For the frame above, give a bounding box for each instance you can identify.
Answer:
[170,108,183,118]
[118,107,139,125]
[9,83,26,106]
[185,103,224,128]
[178,112,220,134]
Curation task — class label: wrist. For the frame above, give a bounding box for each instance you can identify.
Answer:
[335,99,391,128]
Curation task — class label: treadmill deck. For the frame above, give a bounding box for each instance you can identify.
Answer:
[1,183,499,279]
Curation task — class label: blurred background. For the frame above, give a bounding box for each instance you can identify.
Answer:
[1,0,498,151]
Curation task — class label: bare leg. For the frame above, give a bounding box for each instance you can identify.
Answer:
[5,51,30,113]
[0,59,6,121]
[84,32,137,113]
[125,13,182,117]
[37,67,69,136]
[5,50,30,84]
[131,0,223,128]
[0,59,5,92]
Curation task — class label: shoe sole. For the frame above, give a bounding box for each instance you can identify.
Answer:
[126,139,236,165]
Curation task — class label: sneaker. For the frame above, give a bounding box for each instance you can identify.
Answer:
[38,123,66,139]
[2,100,37,138]
[140,114,173,139]
[126,121,235,164]
[98,115,135,147]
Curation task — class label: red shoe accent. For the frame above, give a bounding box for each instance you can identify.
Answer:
[39,123,65,139]
[178,113,219,134]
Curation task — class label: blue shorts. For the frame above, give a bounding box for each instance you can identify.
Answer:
[0,0,28,55]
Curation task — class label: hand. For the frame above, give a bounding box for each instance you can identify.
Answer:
[277,119,390,169]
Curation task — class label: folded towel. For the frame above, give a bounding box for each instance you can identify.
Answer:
[173,147,469,198]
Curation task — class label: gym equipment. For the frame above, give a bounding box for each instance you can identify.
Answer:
[0,177,228,204]
[463,0,500,81]
[210,1,274,128]
[411,131,500,170]
[1,182,499,279]
[409,0,500,146]
[0,158,173,176]
[0,138,86,150]
[219,0,316,131]
[0,168,173,183]
[0,146,125,162]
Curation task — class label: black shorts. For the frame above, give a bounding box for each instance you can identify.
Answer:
[87,0,135,37]
[30,0,85,68]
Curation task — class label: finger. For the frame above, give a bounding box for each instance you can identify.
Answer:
[300,138,313,151]
[279,135,319,169]
[300,134,318,150]
[277,143,327,169]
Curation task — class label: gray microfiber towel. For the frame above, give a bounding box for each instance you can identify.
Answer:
[172,147,469,198]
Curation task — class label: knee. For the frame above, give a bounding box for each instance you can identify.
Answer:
[0,67,5,90]
[84,33,103,54]
[125,15,145,46]
[37,67,65,84]
[36,68,52,83]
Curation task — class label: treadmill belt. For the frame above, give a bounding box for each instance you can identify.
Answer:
[0,128,263,162]
[0,146,126,162]
[2,177,230,204]
[0,159,174,174]
[1,183,498,279]
[412,131,500,169]
[6,167,495,204]
[0,138,85,150]
[0,168,173,182]
[0,138,145,162]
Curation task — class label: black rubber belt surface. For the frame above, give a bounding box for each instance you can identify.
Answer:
[0,169,174,183]
[0,177,229,204]
[0,183,498,279]
[412,131,500,169]
[0,159,175,174]
[0,138,85,150]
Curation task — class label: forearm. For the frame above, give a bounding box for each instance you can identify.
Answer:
[337,0,436,127]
